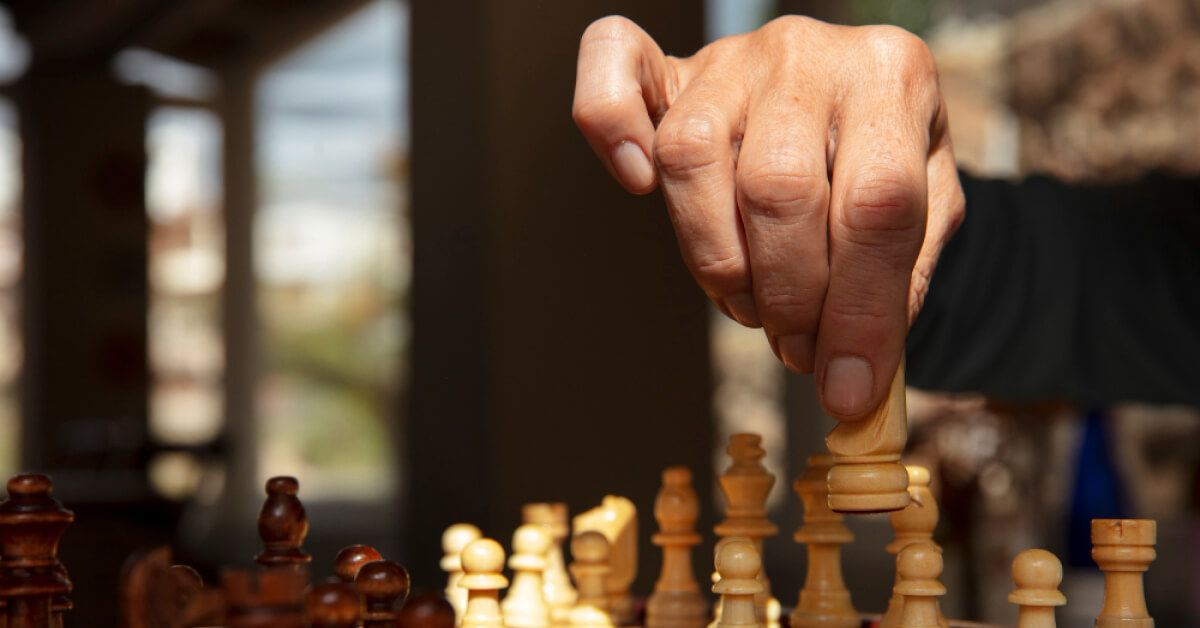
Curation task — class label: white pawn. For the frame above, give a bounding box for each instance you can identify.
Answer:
[895,544,945,628]
[443,523,483,623]
[713,538,763,628]
[569,531,615,628]
[1009,549,1066,628]
[460,538,509,628]
[504,524,553,628]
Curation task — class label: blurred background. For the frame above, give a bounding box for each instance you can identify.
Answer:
[0,0,1194,625]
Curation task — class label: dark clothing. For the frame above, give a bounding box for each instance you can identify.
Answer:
[906,171,1200,407]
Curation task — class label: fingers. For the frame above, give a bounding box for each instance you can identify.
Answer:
[910,103,965,322]
[653,71,755,325]
[818,27,939,420]
[573,16,677,194]
[735,81,834,372]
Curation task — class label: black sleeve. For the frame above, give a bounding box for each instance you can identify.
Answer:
[906,170,1200,407]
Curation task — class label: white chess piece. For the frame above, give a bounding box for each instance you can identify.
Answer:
[1009,549,1066,628]
[460,538,508,628]
[504,524,553,628]
[713,537,763,628]
[443,523,483,623]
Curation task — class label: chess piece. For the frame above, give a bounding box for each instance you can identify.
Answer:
[119,547,224,628]
[573,496,637,625]
[0,474,74,628]
[881,466,945,628]
[646,467,706,628]
[256,476,311,568]
[523,503,577,626]
[222,566,309,628]
[357,559,410,628]
[894,544,945,628]
[335,544,383,583]
[459,538,509,628]
[1009,549,1066,628]
[706,538,734,628]
[825,362,910,513]
[442,523,483,622]
[789,455,858,628]
[714,434,779,627]
[713,538,763,628]
[400,591,457,628]
[1091,519,1155,628]
[503,524,553,628]
[568,531,614,628]
[307,581,362,628]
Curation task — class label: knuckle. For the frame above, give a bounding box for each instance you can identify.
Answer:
[653,113,725,176]
[842,168,924,239]
[860,26,937,89]
[757,285,824,323]
[760,14,816,39]
[738,162,828,221]
[572,91,630,132]
[689,248,746,290]
[581,15,638,46]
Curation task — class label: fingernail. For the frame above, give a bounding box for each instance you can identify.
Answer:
[724,293,761,328]
[824,356,874,416]
[611,141,654,191]
[776,335,815,373]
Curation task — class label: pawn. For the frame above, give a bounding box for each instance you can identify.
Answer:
[460,538,509,628]
[442,523,483,622]
[503,524,553,628]
[1091,519,1155,628]
[713,538,763,628]
[257,476,312,567]
[307,581,362,628]
[569,531,614,628]
[399,591,456,628]
[894,544,945,628]
[881,466,945,628]
[1008,549,1066,628]
[357,559,411,628]
[335,545,383,583]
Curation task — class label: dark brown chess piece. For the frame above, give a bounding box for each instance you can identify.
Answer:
[398,591,455,628]
[356,559,410,628]
[222,566,308,628]
[334,545,383,583]
[256,477,311,568]
[0,474,74,628]
[119,546,225,628]
[306,581,361,628]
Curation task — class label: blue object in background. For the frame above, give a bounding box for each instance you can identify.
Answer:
[1066,408,1128,567]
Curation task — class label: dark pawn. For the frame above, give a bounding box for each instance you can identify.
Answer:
[356,560,410,628]
[334,545,382,583]
[307,581,361,628]
[0,474,74,628]
[256,476,312,567]
[398,591,454,628]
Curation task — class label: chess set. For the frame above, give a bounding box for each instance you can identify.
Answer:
[0,369,1158,627]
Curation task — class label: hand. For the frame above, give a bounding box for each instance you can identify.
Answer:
[572,15,964,420]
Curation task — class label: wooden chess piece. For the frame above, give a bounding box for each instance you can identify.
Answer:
[222,566,309,628]
[442,523,483,623]
[119,546,224,628]
[1091,519,1155,628]
[503,524,553,628]
[714,434,779,627]
[894,544,945,628]
[399,591,456,628]
[568,531,614,628]
[1009,549,1066,628]
[357,559,410,628]
[825,362,910,513]
[713,538,763,628]
[646,467,706,628]
[256,476,312,568]
[307,581,362,628]
[459,538,509,628]
[789,455,858,628]
[573,497,637,625]
[881,466,945,628]
[523,504,576,626]
[335,544,383,583]
[0,474,74,628]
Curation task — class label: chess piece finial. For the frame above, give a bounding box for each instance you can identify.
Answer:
[503,524,553,628]
[222,566,308,627]
[825,362,910,513]
[523,503,577,625]
[335,544,383,583]
[442,523,483,622]
[646,467,706,628]
[400,591,457,628]
[357,559,411,628]
[881,465,944,628]
[1091,519,1155,628]
[256,476,311,567]
[573,497,638,625]
[569,531,614,628]
[460,538,508,628]
[894,544,945,628]
[713,538,763,628]
[307,581,362,628]
[1009,549,1066,628]
[790,455,858,628]
[0,473,75,627]
[715,434,779,627]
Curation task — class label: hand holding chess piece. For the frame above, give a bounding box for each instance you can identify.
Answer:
[825,363,910,513]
